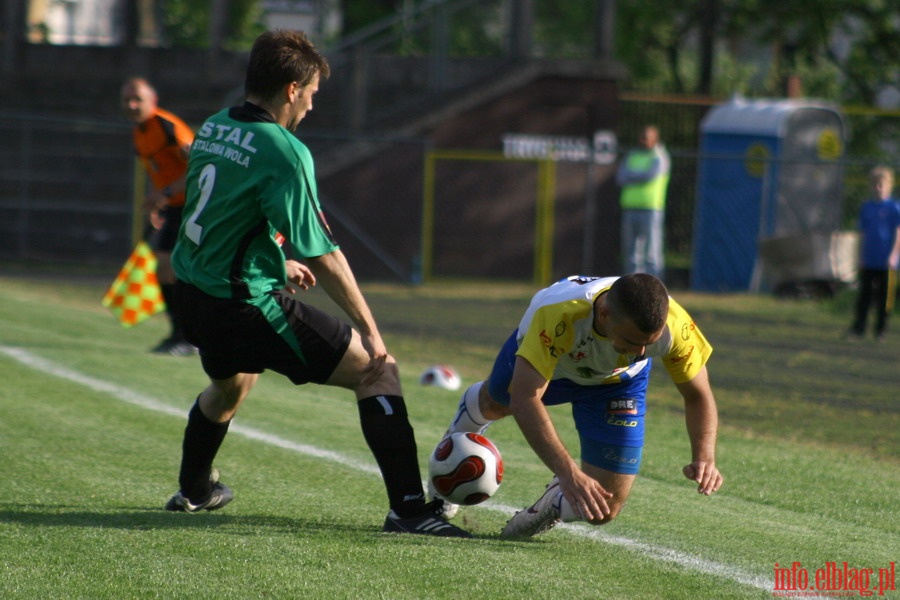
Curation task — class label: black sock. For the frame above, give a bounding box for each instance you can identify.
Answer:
[178,398,231,502]
[358,395,426,517]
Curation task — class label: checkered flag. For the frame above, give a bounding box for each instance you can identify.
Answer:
[101,241,166,327]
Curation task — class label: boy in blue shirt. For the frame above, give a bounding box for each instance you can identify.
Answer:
[848,166,900,341]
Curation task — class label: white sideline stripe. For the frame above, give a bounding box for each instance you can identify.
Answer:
[2,345,770,593]
[0,345,379,476]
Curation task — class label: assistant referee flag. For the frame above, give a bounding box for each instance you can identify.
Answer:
[101,241,166,327]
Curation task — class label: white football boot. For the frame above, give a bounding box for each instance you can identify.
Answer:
[500,477,565,538]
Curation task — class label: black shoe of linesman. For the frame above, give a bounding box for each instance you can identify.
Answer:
[151,337,197,357]
[382,500,473,538]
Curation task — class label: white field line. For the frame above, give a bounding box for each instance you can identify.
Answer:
[1,345,772,593]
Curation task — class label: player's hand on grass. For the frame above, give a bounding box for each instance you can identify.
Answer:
[285,260,316,292]
[558,469,613,523]
[682,461,722,495]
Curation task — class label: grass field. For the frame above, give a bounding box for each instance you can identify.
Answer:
[0,272,897,599]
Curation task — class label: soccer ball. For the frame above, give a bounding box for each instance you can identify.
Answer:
[429,432,503,505]
[418,365,462,391]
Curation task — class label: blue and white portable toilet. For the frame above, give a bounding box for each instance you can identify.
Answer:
[691,98,845,292]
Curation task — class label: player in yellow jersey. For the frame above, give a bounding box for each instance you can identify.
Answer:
[431,274,724,538]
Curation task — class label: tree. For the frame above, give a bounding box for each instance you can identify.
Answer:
[162,0,265,49]
[614,0,900,105]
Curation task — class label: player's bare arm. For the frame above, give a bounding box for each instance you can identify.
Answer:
[675,366,723,495]
[508,357,613,521]
[306,250,388,384]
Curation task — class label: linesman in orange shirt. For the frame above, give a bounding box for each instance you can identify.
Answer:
[120,77,196,356]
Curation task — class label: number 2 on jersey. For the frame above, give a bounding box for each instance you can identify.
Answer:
[184,164,215,245]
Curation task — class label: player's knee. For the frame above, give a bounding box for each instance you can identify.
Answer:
[561,496,625,526]
[379,359,400,384]
[560,504,620,526]
[593,503,624,525]
[353,357,402,397]
[201,378,253,422]
[479,384,512,420]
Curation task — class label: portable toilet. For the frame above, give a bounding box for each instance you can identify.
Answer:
[691,98,845,292]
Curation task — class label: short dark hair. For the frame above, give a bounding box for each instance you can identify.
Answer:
[244,30,330,103]
[606,274,669,333]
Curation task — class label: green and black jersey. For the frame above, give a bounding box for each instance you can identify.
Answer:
[172,102,338,302]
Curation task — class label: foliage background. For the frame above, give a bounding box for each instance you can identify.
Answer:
[160,0,899,168]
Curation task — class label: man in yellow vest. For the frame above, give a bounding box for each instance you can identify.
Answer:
[616,125,670,279]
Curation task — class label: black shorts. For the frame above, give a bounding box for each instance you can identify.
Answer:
[176,281,352,384]
[150,205,184,253]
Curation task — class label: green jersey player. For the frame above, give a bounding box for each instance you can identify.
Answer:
[166,29,470,538]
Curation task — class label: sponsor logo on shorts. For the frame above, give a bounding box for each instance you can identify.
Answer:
[608,398,638,415]
[607,417,638,427]
[603,448,639,465]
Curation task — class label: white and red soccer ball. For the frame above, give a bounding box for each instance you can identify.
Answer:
[418,365,462,391]
[428,432,503,505]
